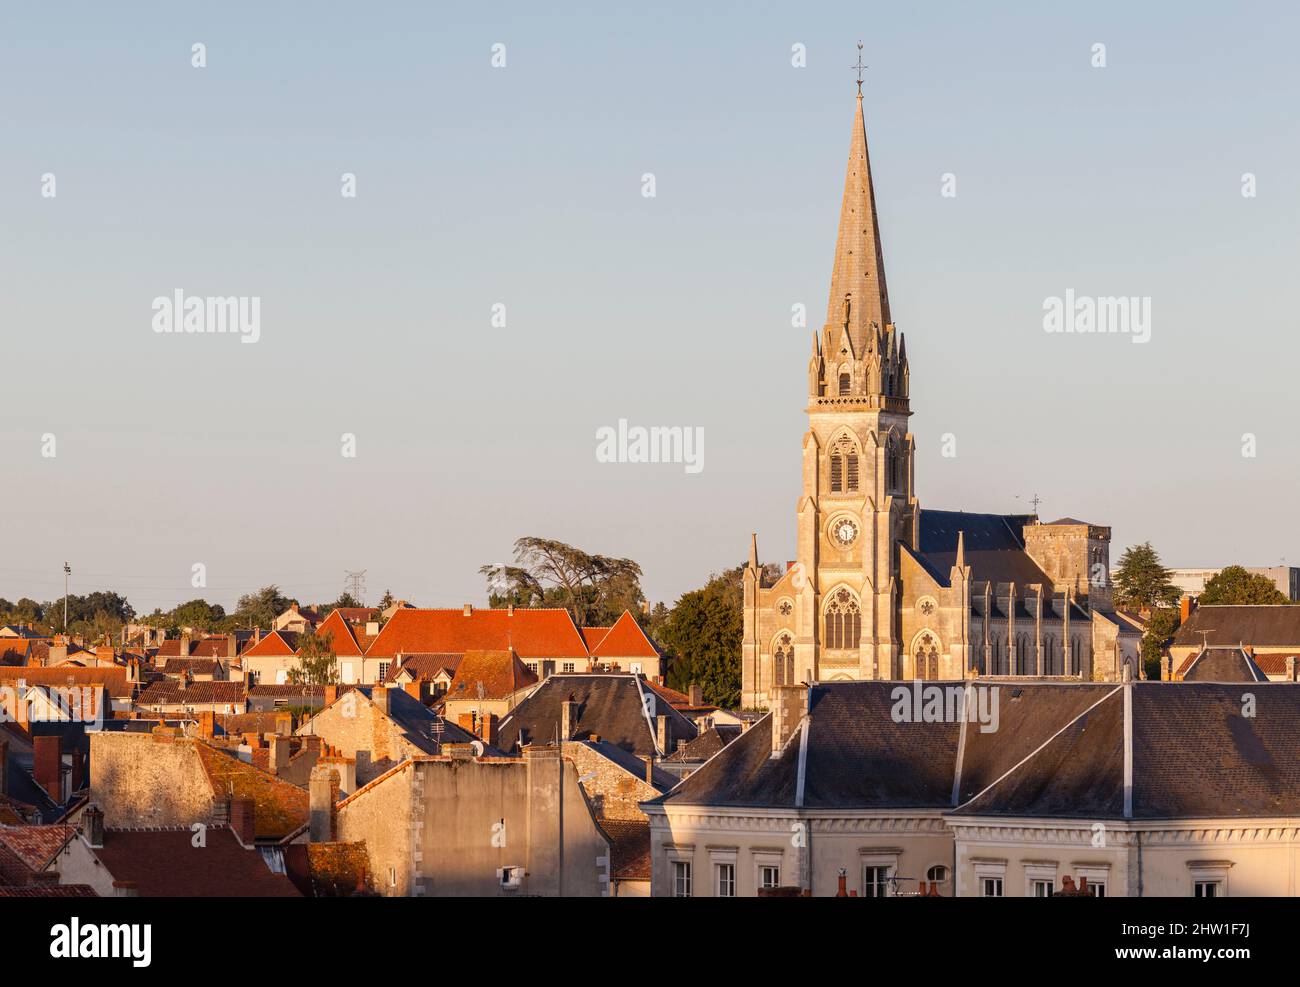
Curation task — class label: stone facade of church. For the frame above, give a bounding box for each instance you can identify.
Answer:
[741,94,1139,708]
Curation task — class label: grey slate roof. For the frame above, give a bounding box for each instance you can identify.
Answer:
[655,681,1300,822]
[1180,647,1267,683]
[914,510,1050,588]
[1173,606,1300,649]
[497,674,697,758]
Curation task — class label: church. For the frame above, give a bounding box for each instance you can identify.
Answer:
[741,89,1140,708]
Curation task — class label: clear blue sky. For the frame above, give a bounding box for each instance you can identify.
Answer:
[2,1,1297,613]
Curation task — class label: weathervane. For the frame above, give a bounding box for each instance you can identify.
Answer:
[852,41,866,95]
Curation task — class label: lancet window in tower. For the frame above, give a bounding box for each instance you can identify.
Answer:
[773,633,794,686]
[914,633,940,680]
[830,436,859,494]
[823,589,861,650]
[838,372,851,396]
[886,436,901,493]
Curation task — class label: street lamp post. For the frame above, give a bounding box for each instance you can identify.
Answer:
[63,562,71,633]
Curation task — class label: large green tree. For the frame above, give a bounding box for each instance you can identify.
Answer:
[289,630,339,685]
[658,566,746,709]
[234,585,293,628]
[1140,608,1181,681]
[1113,542,1180,613]
[481,537,645,627]
[1198,566,1290,605]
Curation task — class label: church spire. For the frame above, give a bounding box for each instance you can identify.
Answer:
[824,84,891,356]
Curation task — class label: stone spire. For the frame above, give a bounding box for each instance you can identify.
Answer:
[824,93,891,357]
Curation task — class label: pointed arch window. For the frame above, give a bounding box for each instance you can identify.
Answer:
[838,373,851,396]
[914,633,940,680]
[773,634,794,686]
[823,589,861,650]
[886,436,902,493]
[830,435,859,494]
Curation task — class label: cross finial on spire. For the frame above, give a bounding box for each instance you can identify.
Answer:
[852,41,866,96]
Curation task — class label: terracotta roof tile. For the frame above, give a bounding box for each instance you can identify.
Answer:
[365,608,588,660]
[193,744,308,839]
[589,611,661,659]
[93,827,300,896]
[0,824,76,873]
[447,650,538,701]
[0,666,133,699]
[242,631,300,658]
[136,680,246,706]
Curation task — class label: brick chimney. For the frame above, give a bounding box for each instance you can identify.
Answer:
[323,685,338,707]
[198,710,216,739]
[33,734,62,800]
[480,712,498,747]
[309,764,340,843]
[1180,595,1196,623]
[643,755,654,784]
[560,700,577,741]
[656,713,670,755]
[688,683,703,706]
[229,796,255,847]
[770,684,810,758]
[836,870,848,897]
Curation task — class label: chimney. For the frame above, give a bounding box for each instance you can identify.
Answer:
[84,805,105,848]
[323,685,338,707]
[643,755,654,784]
[463,604,473,617]
[770,684,810,757]
[70,749,85,792]
[656,713,670,755]
[227,635,238,658]
[198,710,216,739]
[269,734,290,774]
[836,870,847,897]
[180,632,192,656]
[48,644,68,665]
[33,734,62,800]
[560,700,577,741]
[480,712,498,747]
[458,712,476,734]
[1180,595,1195,623]
[229,796,255,847]
[1288,656,1298,682]
[506,604,514,617]
[1078,876,1090,895]
[688,683,703,707]
[365,621,379,637]
[309,765,340,842]
[372,685,389,716]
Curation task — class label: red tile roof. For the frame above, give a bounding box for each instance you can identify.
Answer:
[243,631,300,658]
[589,611,661,659]
[0,884,98,897]
[93,827,300,896]
[136,680,247,707]
[193,743,308,839]
[333,608,379,624]
[1251,653,1300,676]
[0,824,76,873]
[581,627,611,650]
[315,610,365,657]
[384,654,463,683]
[447,650,538,701]
[365,608,588,660]
[0,666,133,699]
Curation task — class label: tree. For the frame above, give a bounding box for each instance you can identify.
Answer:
[378,589,395,611]
[480,537,644,627]
[42,591,134,635]
[234,585,292,628]
[1113,543,1179,613]
[658,566,746,709]
[1198,566,1290,606]
[170,599,227,632]
[1141,608,1181,681]
[329,592,361,611]
[289,630,338,686]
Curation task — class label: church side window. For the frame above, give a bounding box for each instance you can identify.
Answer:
[830,436,857,494]
[830,454,843,492]
[839,373,851,396]
[773,634,794,686]
[824,589,861,650]
[846,452,859,491]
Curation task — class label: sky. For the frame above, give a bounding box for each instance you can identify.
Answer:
[2,1,1298,615]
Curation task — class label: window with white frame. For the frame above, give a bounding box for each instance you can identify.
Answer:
[974,860,1007,898]
[377,662,389,682]
[982,876,1003,897]
[1188,861,1231,898]
[862,865,891,898]
[562,662,575,674]
[759,864,781,889]
[926,864,950,885]
[716,863,736,897]
[672,861,692,898]
[1032,879,1054,897]
[1025,862,1058,899]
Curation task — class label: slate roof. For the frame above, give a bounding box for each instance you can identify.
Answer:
[384,653,462,683]
[93,827,301,896]
[913,510,1049,587]
[657,681,1300,822]
[1173,606,1300,648]
[497,674,697,758]
[664,725,742,763]
[1178,647,1268,682]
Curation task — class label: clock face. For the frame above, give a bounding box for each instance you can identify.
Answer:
[833,519,858,547]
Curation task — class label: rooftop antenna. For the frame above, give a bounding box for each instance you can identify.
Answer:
[1194,629,1216,651]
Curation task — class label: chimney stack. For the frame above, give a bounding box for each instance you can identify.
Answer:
[560,700,577,741]
[1180,595,1195,623]
[1288,656,1298,682]
[770,684,810,757]
[656,714,670,755]
[229,796,255,847]
[372,685,389,717]
[480,712,498,747]
[836,870,848,897]
[269,734,290,774]
[463,604,473,617]
[309,765,340,843]
[84,805,105,848]
[688,683,703,707]
[643,755,654,784]
[33,734,62,801]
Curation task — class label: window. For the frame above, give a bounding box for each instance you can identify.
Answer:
[716,863,736,898]
[982,877,1003,897]
[377,662,389,682]
[846,452,859,491]
[759,865,781,889]
[773,634,793,686]
[1032,879,1054,897]
[863,865,891,898]
[838,373,850,396]
[830,453,843,492]
[672,861,692,898]
[562,662,575,673]
[926,865,949,884]
[1090,882,1107,898]
[823,589,861,650]
[1194,881,1219,898]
